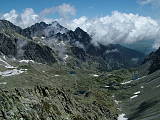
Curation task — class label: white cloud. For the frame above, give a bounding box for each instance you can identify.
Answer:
[40,3,76,18]
[1,8,47,28]
[138,0,160,7]
[57,3,76,18]
[139,0,155,4]
[20,8,41,28]
[0,3,76,28]
[60,11,160,48]
[2,9,18,22]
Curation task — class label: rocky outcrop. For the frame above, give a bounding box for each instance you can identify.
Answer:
[21,41,56,64]
[0,86,117,120]
[142,47,160,74]
[0,20,22,34]
[23,21,68,38]
[22,22,50,38]
[0,32,56,64]
[73,27,91,46]
[0,33,17,57]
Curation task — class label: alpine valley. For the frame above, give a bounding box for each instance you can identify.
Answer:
[0,20,160,120]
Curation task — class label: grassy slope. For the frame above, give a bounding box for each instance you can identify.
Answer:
[0,59,119,118]
[114,70,160,120]
[1,57,160,120]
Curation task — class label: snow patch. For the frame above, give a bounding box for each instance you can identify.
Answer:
[54,74,60,77]
[136,76,146,80]
[63,55,69,61]
[2,55,6,60]
[130,91,141,99]
[114,100,121,105]
[32,37,38,39]
[141,86,144,89]
[105,85,110,88]
[0,82,7,85]
[93,74,99,77]
[0,69,27,77]
[121,80,133,85]
[41,36,45,39]
[156,84,160,88]
[19,60,35,63]
[118,113,128,120]
[130,95,138,99]
[134,91,141,95]
[0,58,16,69]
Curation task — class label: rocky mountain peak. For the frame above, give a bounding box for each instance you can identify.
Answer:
[33,22,49,29]
[0,20,15,27]
[46,21,69,35]
[74,27,88,36]
[0,20,22,34]
[22,21,69,38]
[154,47,160,56]
[51,21,61,26]
[73,27,91,45]
[75,27,83,32]
[22,22,50,38]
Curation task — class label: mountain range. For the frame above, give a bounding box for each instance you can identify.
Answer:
[0,20,144,71]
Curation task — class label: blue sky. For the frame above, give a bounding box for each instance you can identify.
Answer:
[0,0,156,18]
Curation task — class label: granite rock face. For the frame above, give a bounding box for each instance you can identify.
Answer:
[0,20,23,35]
[23,21,69,38]
[0,33,17,57]
[21,42,56,64]
[143,47,160,74]
[0,86,117,120]
[0,21,56,64]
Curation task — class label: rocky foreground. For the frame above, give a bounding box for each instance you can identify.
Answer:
[0,86,117,120]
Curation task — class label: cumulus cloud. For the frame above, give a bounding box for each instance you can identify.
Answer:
[1,8,48,28]
[2,9,19,23]
[60,11,160,48]
[56,3,76,18]
[138,0,160,7]
[139,0,155,4]
[0,3,76,28]
[20,8,40,27]
[40,3,76,18]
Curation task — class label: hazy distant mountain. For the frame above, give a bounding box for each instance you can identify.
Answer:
[123,40,155,55]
